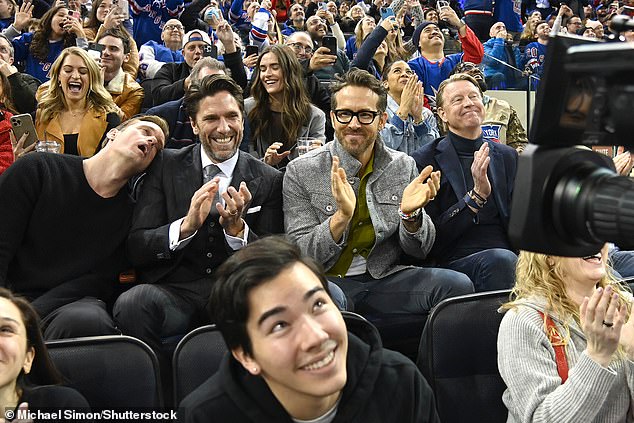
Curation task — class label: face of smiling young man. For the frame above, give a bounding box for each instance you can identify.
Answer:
[232,262,348,420]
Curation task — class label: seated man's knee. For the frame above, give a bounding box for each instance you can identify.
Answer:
[44,299,116,339]
[479,248,517,290]
[113,284,163,321]
[434,268,474,295]
[485,249,518,271]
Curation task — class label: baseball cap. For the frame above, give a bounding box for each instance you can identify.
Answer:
[183,30,212,49]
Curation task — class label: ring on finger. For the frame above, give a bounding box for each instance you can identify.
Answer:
[229,209,238,216]
[602,320,614,328]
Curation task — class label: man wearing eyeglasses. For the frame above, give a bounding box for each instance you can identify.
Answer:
[283,69,473,318]
[285,31,333,140]
[139,19,185,80]
[305,14,349,80]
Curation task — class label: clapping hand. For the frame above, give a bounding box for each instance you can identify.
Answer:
[401,165,440,213]
[581,285,627,367]
[331,155,355,218]
[218,182,252,237]
[471,142,491,200]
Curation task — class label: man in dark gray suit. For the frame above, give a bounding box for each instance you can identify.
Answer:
[114,74,283,361]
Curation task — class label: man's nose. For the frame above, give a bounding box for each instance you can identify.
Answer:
[298,316,329,351]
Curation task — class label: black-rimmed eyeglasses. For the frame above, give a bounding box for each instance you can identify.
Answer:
[333,109,380,125]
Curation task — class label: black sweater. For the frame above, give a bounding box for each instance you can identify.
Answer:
[0,154,133,317]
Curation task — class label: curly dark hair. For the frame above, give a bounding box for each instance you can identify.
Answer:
[30,6,78,62]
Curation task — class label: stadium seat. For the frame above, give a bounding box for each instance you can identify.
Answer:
[46,335,163,410]
[417,290,511,423]
[172,324,227,406]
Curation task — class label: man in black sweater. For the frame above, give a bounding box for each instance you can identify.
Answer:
[0,116,167,339]
[411,73,518,292]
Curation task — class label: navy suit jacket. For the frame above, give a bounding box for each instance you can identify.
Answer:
[411,136,518,260]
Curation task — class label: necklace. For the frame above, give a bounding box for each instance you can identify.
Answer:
[66,109,84,118]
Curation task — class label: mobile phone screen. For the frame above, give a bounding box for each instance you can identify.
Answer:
[68,9,81,20]
[380,6,394,19]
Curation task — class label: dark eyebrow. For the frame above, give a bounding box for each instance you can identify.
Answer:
[256,286,325,327]
[0,317,20,325]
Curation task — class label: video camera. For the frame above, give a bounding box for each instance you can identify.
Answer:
[508,29,634,256]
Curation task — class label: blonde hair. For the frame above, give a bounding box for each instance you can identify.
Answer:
[354,16,373,50]
[38,47,118,124]
[502,250,632,353]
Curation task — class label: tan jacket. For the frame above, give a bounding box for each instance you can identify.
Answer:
[106,69,144,120]
[35,107,116,157]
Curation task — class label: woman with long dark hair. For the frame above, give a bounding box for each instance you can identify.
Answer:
[11,5,86,82]
[0,288,89,416]
[245,44,325,167]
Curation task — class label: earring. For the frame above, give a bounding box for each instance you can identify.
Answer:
[252,367,258,373]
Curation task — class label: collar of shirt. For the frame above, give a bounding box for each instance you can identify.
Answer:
[200,147,239,179]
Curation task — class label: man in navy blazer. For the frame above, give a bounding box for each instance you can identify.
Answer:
[411,73,518,291]
[114,75,283,363]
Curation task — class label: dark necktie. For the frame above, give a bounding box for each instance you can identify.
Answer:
[203,164,222,216]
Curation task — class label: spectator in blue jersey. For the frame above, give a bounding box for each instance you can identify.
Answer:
[0,0,16,31]
[521,20,549,90]
[12,5,88,82]
[462,0,495,41]
[482,22,522,89]
[139,18,185,79]
[345,15,376,61]
[129,0,184,47]
[228,0,257,43]
[281,3,305,35]
[408,6,484,97]
[492,0,523,37]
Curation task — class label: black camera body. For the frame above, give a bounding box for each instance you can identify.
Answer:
[509,32,634,256]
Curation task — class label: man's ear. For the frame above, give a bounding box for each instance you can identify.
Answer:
[123,52,130,64]
[232,347,261,376]
[190,119,199,135]
[437,106,448,123]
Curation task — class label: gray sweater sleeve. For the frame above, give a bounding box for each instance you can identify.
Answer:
[397,158,435,259]
[498,306,623,423]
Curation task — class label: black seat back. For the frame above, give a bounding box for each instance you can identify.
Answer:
[417,290,511,423]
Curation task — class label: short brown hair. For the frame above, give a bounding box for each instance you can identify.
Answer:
[436,73,482,109]
[184,74,244,121]
[115,115,169,150]
[330,68,388,113]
